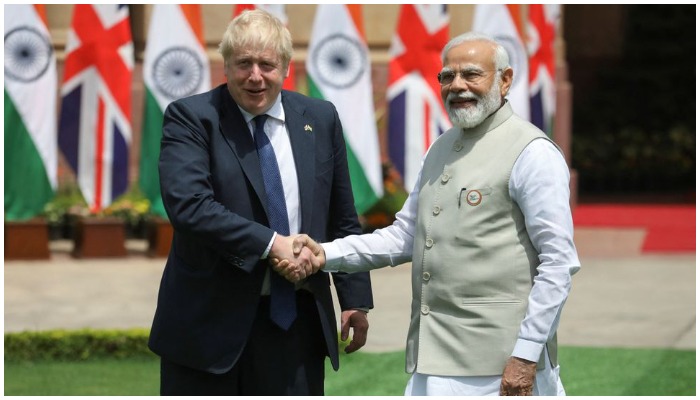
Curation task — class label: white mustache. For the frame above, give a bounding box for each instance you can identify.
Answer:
[446,92,479,102]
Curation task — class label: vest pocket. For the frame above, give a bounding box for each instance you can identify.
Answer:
[461,298,521,306]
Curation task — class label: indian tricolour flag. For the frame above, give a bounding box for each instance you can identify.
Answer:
[139,4,211,218]
[4,4,57,221]
[306,4,382,214]
[473,4,530,121]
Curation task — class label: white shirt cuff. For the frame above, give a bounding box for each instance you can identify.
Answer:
[321,242,342,272]
[511,338,544,362]
[261,232,276,259]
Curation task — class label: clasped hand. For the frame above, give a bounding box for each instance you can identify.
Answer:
[268,234,326,282]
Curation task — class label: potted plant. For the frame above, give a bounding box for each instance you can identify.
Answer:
[146,214,173,258]
[73,189,156,258]
[4,217,51,260]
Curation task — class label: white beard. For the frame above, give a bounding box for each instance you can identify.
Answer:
[445,79,503,129]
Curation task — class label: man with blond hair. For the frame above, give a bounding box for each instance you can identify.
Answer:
[148,9,373,395]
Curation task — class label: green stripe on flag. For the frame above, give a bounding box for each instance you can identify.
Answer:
[4,90,54,220]
[307,76,323,99]
[138,89,167,218]
[346,145,380,214]
[307,78,379,214]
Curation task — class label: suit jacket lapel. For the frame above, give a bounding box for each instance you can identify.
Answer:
[218,86,269,215]
[283,92,315,234]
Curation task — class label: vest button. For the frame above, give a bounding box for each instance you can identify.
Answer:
[421,305,430,315]
[425,238,434,248]
[432,206,441,215]
[422,272,431,281]
[441,173,450,183]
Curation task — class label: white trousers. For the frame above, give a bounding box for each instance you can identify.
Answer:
[404,349,565,396]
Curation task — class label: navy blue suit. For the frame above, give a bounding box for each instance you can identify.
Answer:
[148,84,373,393]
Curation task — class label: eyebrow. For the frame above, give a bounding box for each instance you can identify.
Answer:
[441,65,485,74]
[461,66,486,74]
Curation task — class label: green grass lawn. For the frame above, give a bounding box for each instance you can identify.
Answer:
[4,347,695,396]
[559,346,696,396]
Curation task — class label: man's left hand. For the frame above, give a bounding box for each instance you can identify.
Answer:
[500,356,537,396]
[340,309,369,353]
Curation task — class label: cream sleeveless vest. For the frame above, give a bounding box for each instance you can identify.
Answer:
[406,102,558,376]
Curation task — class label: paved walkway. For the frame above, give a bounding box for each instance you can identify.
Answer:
[4,237,696,353]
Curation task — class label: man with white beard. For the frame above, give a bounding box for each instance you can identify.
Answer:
[274,32,580,396]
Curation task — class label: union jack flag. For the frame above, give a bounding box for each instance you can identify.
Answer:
[387,4,450,191]
[58,4,133,212]
[527,4,560,136]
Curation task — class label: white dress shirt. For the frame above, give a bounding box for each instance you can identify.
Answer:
[240,95,300,294]
[239,94,301,253]
[323,138,580,394]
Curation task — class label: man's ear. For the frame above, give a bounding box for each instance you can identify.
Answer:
[500,67,514,97]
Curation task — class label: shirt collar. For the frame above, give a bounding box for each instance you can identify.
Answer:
[238,93,285,125]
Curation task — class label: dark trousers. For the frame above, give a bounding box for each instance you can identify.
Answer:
[160,290,327,395]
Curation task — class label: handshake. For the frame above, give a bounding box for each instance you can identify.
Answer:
[269,234,326,283]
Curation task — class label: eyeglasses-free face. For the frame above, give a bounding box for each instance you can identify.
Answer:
[225,45,288,115]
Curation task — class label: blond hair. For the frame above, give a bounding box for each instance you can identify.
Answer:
[218,9,293,69]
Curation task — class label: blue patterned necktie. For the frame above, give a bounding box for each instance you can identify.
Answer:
[253,114,297,330]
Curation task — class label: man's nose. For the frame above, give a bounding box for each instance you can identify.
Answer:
[249,64,263,81]
[449,73,469,92]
